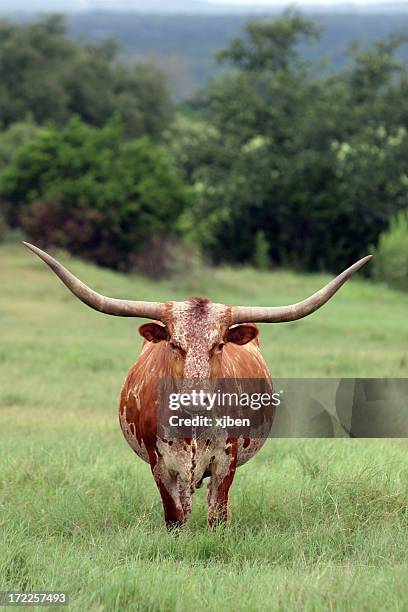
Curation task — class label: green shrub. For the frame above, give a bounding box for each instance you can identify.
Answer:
[0,213,8,241]
[252,230,270,270]
[0,119,40,167]
[0,116,192,272]
[373,211,408,291]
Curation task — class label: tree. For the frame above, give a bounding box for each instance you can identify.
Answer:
[0,16,172,139]
[176,13,408,271]
[216,9,320,72]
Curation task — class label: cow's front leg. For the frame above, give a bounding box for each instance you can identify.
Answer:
[207,441,238,529]
[178,478,193,523]
[150,458,185,528]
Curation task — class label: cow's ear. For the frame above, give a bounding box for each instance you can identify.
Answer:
[139,322,170,343]
[226,324,258,346]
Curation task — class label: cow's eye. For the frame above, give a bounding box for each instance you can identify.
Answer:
[170,342,186,357]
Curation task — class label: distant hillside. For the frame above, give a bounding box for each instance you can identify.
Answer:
[2,1,408,14]
[0,0,222,13]
[66,12,408,98]
[5,0,408,15]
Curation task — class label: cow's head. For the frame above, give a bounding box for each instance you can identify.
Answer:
[23,242,372,380]
[139,298,258,380]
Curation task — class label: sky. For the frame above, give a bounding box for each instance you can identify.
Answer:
[209,0,400,5]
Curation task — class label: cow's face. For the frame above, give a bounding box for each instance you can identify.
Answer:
[139,298,258,380]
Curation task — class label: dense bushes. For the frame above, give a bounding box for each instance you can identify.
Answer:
[0,118,192,271]
[373,212,408,291]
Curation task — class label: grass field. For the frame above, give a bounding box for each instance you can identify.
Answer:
[1,241,408,611]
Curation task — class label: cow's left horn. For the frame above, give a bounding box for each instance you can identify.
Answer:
[232,255,373,324]
[23,242,164,320]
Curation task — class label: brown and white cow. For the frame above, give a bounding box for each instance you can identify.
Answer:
[24,242,371,528]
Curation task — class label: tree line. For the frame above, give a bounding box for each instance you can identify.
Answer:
[0,12,407,282]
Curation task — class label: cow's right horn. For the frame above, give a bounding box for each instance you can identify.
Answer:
[23,242,164,320]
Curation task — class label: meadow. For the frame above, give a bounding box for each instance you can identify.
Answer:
[1,241,408,611]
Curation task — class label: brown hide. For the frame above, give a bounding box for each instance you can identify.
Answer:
[119,332,272,528]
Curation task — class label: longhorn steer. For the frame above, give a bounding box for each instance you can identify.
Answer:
[24,243,371,528]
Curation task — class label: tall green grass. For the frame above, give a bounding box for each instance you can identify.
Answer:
[1,243,408,611]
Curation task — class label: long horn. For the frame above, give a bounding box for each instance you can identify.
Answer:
[23,242,164,320]
[232,255,373,324]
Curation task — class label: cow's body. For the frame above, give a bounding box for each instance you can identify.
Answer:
[119,299,272,527]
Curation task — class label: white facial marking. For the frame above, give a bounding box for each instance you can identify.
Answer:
[171,300,228,379]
